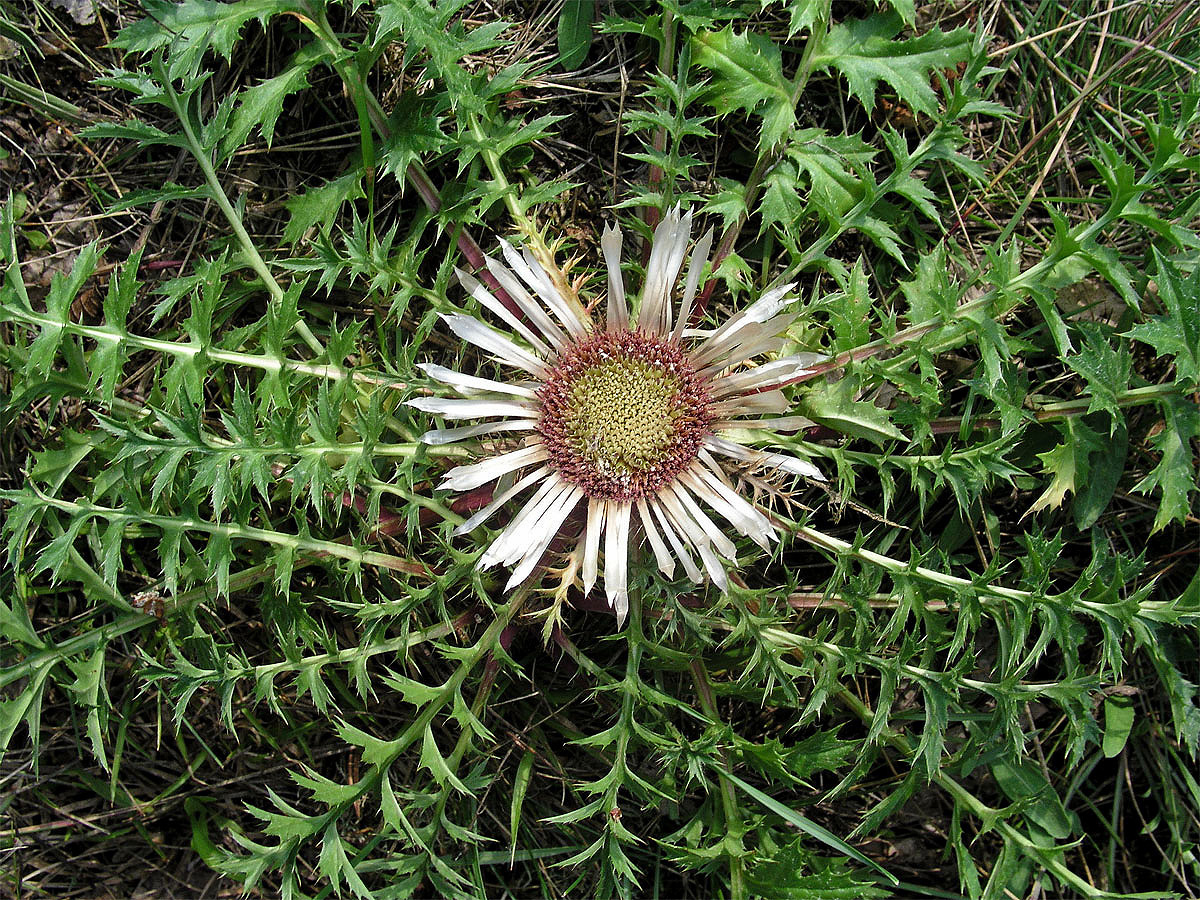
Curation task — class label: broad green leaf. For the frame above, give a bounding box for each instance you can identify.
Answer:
[1102,695,1135,758]
[1073,420,1128,530]
[990,758,1075,840]
[557,0,594,70]
[508,750,534,865]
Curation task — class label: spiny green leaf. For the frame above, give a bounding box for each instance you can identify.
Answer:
[318,822,372,898]
[380,93,449,184]
[814,13,971,116]
[0,596,42,647]
[112,0,290,78]
[1066,323,1131,421]
[283,172,365,244]
[338,721,405,768]
[419,723,473,794]
[1025,418,1104,517]
[66,647,110,771]
[797,375,905,444]
[292,770,361,806]
[0,665,52,763]
[1131,393,1200,533]
[29,433,94,493]
[28,243,99,376]
[745,838,892,899]
[222,53,317,157]
[758,0,828,38]
[735,729,858,783]
[1125,249,1200,388]
[374,0,510,117]
[899,245,959,323]
[691,27,795,149]
[80,119,187,149]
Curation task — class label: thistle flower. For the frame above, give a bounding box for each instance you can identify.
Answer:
[409,208,824,623]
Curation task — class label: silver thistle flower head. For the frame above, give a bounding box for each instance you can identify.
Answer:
[409,207,825,624]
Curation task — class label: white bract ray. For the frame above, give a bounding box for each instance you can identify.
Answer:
[439,444,548,492]
[406,396,538,420]
[601,224,628,332]
[456,267,559,355]
[418,362,537,398]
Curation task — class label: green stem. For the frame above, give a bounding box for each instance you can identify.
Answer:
[165,434,468,462]
[296,5,391,136]
[644,7,676,232]
[306,598,524,900]
[468,113,535,244]
[748,623,1067,698]
[694,1,831,318]
[793,524,1032,603]
[835,688,1104,897]
[2,301,391,387]
[928,383,1179,433]
[293,7,528,320]
[251,613,468,692]
[466,110,587,320]
[0,609,149,689]
[23,492,430,578]
[421,641,507,862]
[157,63,325,357]
[689,659,747,900]
[775,165,1164,392]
